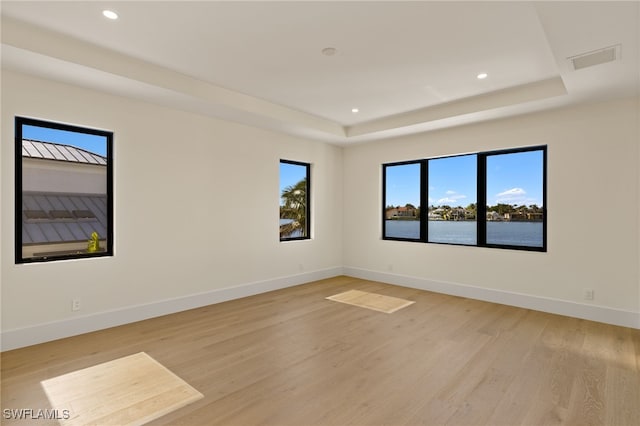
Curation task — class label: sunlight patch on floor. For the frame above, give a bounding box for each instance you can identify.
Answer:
[326,289,415,313]
[41,352,202,426]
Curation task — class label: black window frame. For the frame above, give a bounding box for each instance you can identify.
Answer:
[382,145,547,252]
[15,116,114,263]
[279,159,311,242]
[480,146,547,251]
[382,160,426,242]
[426,152,478,246]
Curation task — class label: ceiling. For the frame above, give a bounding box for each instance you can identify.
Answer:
[1,1,638,144]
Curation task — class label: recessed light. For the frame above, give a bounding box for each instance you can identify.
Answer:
[351,108,359,113]
[102,10,118,20]
[321,47,337,56]
[477,72,488,80]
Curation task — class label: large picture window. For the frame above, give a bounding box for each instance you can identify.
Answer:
[15,117,114,263]
[382,146,546,251]
[279,160,310,241]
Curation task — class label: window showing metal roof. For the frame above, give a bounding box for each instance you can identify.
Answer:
[22,139,107,165]
[22,192,108,244]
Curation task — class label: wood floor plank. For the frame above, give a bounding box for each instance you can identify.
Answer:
[2,276,639,426]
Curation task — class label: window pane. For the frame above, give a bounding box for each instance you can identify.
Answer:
[384,162,421,239]
[17,117,113,262]
[486,149,544,247]
[280,160,310,240]
[428,155,477,245]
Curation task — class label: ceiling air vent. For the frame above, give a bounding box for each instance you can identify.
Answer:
[568,45,620,70]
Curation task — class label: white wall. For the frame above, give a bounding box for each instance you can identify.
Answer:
[343,97,640,327]
[2,69,638,350]
[1,70,344,349]
[23,159,106,193]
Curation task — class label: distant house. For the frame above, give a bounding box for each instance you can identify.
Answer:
[386,206,417,219]
[526,212,544,221]
[486,211,502,221]
[428,207,445,220]
[21,140,108,258]
[450,207,467,221]
[504,211,544,221]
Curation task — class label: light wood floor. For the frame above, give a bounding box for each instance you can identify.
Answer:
[2,276,639,425]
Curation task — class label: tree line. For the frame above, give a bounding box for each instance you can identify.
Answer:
[386,203,543,221]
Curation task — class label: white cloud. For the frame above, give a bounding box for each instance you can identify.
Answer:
[443,190,466,200]
[437,197,457,204]
[436,190,467,205]
[494,188,538,206]
[497,188,526,197]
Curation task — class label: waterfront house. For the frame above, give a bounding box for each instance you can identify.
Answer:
[487,211,503,221]
[385,206,417,219]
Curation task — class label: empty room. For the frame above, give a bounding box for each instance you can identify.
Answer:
[1,1,639,425]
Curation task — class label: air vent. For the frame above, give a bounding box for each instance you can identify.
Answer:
[569,45,620,70]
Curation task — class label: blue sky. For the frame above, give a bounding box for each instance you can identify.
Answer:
[22,124,108,156]
[386,151,544,208]
[429,155,477,208]
[280,162,307,204]
[486,150,544,207]
[386,162,421,207]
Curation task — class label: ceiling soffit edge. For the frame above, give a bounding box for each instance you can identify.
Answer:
[2,16,576,144]
[1,17,345,138]
[346,77,568,138]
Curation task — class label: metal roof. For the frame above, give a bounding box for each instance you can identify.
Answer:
[22,139,107,165]
[22,192,108,244]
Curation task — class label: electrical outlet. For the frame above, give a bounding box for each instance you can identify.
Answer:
[583,289,594,300]
[72,298,81,311]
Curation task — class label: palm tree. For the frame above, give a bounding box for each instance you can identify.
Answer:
[280,178,307,238]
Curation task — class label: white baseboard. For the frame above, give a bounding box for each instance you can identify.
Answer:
[3,265,637,351]
[0,267,344,351]
[343,267,640,329]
